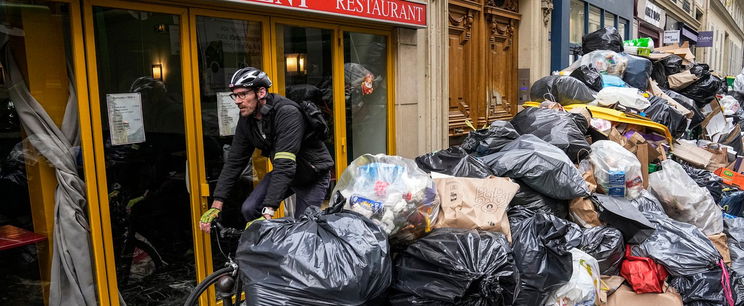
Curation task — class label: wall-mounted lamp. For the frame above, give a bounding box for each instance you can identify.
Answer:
[154,24,167,33]
[152,64,163,81]
[285,53,306,74]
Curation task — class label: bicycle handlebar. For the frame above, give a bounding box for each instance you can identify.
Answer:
[212,221,242,238]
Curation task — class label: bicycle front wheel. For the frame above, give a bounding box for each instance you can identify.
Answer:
[183,267,239,306]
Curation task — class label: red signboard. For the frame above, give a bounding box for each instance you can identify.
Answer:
[236,0,427,28]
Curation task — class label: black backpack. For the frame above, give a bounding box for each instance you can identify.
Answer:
[276,99,330,142]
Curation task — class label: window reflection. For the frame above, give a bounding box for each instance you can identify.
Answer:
[344,32,388,162]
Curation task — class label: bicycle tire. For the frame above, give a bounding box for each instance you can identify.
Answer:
[183,266,236,306]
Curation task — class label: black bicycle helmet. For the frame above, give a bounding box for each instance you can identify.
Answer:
[229,67,272,90]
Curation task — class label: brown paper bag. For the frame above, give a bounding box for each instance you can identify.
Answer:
[433,177,519,241]
[605,284,683,306]
[569,198,602,228]
[668,70,700,90]
[705,146,729,172]
[707,233,731,264]
[570,162,602,227]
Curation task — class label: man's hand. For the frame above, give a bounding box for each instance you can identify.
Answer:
[199,200,224,233]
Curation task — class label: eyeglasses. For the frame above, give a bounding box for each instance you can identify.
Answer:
[229,90,253,101]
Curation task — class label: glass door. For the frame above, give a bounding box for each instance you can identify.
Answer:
[189,9,269,282]
[273,22,337,192]
[343,31,392,161]
[84,3,202,305]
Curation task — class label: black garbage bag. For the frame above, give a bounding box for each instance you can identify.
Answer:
[581,26,624,54]
[723,191,744,218]
[732,271,744,306]
[680,74,723,106]
[623,54,653,90]
[681,163,725,204]
[510,180,569,219]
[390,228,520,306]
[530,76,596,105]
[530,75,560,102]
[691,63,711,77]
[237,207,392,306]
[665,89,705,127]
[461,121,520,156]
[510,107,591,162]
[570,65,603,91]
[591,194,655,244]
[508,205,537,226]
[415,146,494,178]
[726,217,744,274]
[668,269,727,306]
[552,76,597,105]
[511,213,582,306]
[579,226,625,275]
[634,212,722,276]
[480,134,591,200]
[644,96,688,138]
[651,55,684,89]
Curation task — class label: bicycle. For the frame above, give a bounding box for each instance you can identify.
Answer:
[184,221,243,306]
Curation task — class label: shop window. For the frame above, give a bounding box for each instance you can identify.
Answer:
[0,2,91,305]
[588,5,601,33]
[275,24,334,171]
[604,12,616,29]
[92,7,194,305]
[569,0,585,44]
[343,32,388,161]
[193,15,263,275]
[618,18,629,40]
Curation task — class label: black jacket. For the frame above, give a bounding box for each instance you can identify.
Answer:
[212,93,334,209]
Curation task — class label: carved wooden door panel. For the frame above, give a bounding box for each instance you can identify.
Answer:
[448,4,475,136]
[448,0,520,143]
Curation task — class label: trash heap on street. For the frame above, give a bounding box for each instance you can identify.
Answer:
[236,26,744,306]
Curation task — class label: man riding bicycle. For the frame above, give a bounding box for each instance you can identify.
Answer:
[199,67,334,232]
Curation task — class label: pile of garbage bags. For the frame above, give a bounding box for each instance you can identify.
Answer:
[232,25,744,306]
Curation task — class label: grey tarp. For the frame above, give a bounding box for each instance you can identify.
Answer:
[7,50,97,305]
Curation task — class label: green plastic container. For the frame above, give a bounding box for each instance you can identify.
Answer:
[727,76,736,88]
[624,37,653,48]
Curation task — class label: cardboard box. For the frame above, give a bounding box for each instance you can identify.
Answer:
[672,141,713,168]
[605,284,683,306]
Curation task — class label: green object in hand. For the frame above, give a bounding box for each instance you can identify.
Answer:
[200,207,221,224]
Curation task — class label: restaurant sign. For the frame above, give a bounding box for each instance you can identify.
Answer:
[235,0,428,28]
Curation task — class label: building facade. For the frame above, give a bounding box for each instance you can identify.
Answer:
[0,0,440,305]
[697,0,744,76]
[550,0,634,71]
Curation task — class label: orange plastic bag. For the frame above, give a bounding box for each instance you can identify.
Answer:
[715,167,744,188]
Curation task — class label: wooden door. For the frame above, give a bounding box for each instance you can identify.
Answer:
[448,0,520,143]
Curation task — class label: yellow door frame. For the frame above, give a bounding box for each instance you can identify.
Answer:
[338,26,397,158]
[78,0,397,304]
[187,8,272,304]
[82,1,203,305]
[13,0,106,304]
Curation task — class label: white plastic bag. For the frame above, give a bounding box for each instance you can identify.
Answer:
[648,159,724,236]
[589,140,643,199]
[331,154,440,242]
[546,248,602,306]
[735,68,744,92]
[596,87,650,110]
[561,50,628,77]
[720,95,740,116]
